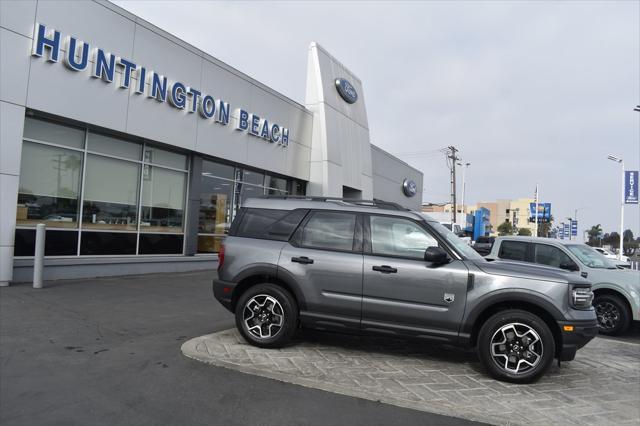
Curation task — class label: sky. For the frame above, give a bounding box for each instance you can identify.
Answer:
[113,0,640,239]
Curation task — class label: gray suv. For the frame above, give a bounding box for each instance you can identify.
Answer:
[213,198,597,383]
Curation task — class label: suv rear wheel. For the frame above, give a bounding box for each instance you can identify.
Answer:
[478,309,555,383]
[593,293,630,336]
[235,283,298,348]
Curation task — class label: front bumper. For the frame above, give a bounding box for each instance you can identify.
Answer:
[556,318,599,361]
[212,276,237,312]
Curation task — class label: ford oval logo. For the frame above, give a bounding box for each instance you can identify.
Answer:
[335,78,358,104]
[402,179,417,197]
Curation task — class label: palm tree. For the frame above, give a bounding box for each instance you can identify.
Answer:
[587,224,602,246]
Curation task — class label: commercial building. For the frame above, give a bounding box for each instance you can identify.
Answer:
[0,1,423,285]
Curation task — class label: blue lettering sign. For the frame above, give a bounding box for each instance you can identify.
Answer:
[200,95,216,119]
[270,124,280,143]
[92,48,116,82]
[32,23,60,62]
[235,109,249,130]
[249,114,260,136]
[63,36,88,71]
[150,72,168,102]
[187,88,201,113]
[169,81,187,109]
[625,171,639,204]
[118,58,136,89]
[260,120,270,140]
[217,101,230,125]
[281,128,289,146]
[135,66,146,94]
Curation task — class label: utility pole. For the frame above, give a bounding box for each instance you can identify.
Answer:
[448,146,459,224]
[534,184,539,238]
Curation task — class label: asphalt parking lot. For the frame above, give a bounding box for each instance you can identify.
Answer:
[0,271,478,426]
[1,271,638,425]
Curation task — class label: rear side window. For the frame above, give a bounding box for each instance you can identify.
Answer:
[498,241,528,261]
[534,244,575,269]
[301,211,356,251]
[235,208,307,241]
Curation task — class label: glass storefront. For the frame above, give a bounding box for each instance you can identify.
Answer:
[15,117,188,256]
[197,163,306,253]
[15,116,306,257]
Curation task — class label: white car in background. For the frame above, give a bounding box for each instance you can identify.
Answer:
[439,222,472,245]
[593,247,630,266]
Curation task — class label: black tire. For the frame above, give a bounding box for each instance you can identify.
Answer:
[477,309,556,384]
[594,294,631,336]
[235,283,298,348]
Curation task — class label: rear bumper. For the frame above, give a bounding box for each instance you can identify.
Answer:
[212,276,237,312]
[556,318,599,361]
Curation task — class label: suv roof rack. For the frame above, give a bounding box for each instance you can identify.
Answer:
[256,195,409,211]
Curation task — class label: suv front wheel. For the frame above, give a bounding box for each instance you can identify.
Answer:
[478,309,555,383]
[235,283,298,348]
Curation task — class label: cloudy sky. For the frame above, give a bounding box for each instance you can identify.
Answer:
[113,0,639,238]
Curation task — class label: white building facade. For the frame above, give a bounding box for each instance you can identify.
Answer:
[0,0,423,284]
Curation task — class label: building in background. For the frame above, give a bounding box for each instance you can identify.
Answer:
[0,1,422,284]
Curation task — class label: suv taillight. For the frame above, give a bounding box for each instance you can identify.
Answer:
[217,244,225,271]
[570,286,593,309]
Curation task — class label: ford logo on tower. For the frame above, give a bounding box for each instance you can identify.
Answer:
[335,78,358,104]
[402,179,417,197]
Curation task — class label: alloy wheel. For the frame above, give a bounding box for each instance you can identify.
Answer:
[595,301,620,330]
[490,322,543,375]
[243,294,284,339]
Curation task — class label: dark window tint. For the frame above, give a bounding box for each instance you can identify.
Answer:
[534,244,575,269]
[476,237,493,244]
[80,232,137,255]
[235,209,307,241]
[301,212,356,251]
[498,241,528,261]
[14,229,78,256]
[139,234,183,254]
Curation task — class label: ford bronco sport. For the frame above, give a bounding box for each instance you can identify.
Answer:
[213,197,598,383]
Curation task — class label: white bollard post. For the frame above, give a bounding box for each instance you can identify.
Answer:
[33,223,46,289]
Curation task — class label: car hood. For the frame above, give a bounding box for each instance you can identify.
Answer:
[472,260,586,284]
[587,268,640,289]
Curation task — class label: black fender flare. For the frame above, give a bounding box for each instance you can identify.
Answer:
[460,289,565,339]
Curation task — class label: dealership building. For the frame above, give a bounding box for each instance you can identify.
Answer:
[0,1,423,285]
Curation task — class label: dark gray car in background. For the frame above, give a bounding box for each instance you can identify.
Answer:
[213,197,597,383]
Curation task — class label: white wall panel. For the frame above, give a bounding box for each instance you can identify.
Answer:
[0,0,36,37]
[0,101,25,176]
[0,29,31,105]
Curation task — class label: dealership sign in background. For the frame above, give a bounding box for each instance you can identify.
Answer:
[529,203,551,222]
[625,171,638,204]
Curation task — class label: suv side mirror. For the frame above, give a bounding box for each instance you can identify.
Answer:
[559,262,579,272]
[424,246,448,264]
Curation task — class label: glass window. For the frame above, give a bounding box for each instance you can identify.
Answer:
[499,241,529,262]
[566,245,618,269]
[23,117,85,149]
[87,132,142,160]
[82,155,140,231]
[265,175,288,195]
[199,160,235,235]
[290,180,306,196]
[235,208,306,241]
[197,235,225,254]
[143,146,187,170]
[16,142,83,228]
[239,169,264,186]
[534,244,575,268]
[80,232,137,255]
[140,166,186,233]
[138,234,183,254]
[14,229,78,256]
[301,211,356,251]
[239,183,264,204]
[370,216,439,259]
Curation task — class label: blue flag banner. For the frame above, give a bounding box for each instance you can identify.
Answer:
[564,223,571,238]
[625,171,638,204]
[571,220,578,236]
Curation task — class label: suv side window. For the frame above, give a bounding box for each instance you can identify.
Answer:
[301,211,357,251]
[498,240,528,261]
[235,208,307,241]
[369,215,439,259]
[534,244,576,269]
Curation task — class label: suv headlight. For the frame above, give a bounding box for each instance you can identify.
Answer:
[570,286,594,309]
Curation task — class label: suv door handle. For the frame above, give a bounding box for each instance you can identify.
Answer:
[372,265,397,274]
[291,256,314,265]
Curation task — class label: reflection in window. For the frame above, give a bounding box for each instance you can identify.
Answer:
[265,174,288,195]
[143,146,187,170]
[140,166,186,233]
[87,132,142,160]
[301,212,356,251]
[23,117,85,149]
[17,142,83,228]
[197,235,225,254]
[82,155,140,230]
[370,216,438,259]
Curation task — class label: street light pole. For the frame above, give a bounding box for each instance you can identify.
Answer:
[457,161,471,221]
[607,155,625,260]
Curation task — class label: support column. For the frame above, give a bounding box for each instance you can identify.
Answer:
[0,102,26,286]
[184,155,202,256]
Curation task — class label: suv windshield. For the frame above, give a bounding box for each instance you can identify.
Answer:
[428,221,484,260]
[566,244,618,269]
